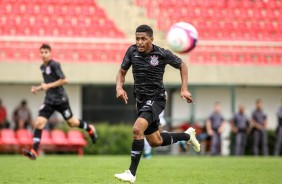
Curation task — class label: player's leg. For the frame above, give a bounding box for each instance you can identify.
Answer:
[143,123,200,152]
[58,102,97,143]
[114,117,148,183]
[143,138,152,159]
[23,116,48,160]
[23,104,53,160]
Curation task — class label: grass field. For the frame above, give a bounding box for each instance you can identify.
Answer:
[0,155,281,184]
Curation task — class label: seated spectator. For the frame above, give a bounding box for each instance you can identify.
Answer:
[0,98,9,129]
[13,100,32,130]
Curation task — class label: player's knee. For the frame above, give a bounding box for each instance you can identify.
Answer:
[132,127,143,139]
[35,118,47,129]
[35,121,44,129]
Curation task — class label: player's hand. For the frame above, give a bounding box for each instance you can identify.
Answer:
[181,89,194,103]
[31,86,41,94]
[41,83,50,91]
[116,88,128,104]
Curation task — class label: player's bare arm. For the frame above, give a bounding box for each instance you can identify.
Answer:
[31,78,67,94]
[116,68,128,104]
[41,78,68,91]
[179,62,193,103]
[31,85,42,94]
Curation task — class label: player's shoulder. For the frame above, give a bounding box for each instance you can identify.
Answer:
[127,44,138,53]
[153,44,174,57]
[49,59,61,67]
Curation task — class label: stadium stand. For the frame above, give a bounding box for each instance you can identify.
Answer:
[0,0,281,65]
[0,129,18,152]
[136,0,281,41]
[0,129,87,155]
[16,129,33,147]
[135,0,282,65]
[0,0,129,63]
[67,130,87,155]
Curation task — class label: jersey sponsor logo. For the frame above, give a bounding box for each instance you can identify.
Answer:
[46,66,51,75]
[150,55,159,66]
[63,109,71,119]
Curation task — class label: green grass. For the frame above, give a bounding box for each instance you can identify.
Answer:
[0,155,281,184]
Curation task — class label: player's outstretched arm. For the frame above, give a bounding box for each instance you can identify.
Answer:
[179,62,193,103]
[31,85,42,94]
[116,68,128,104]
[41,78,68,91]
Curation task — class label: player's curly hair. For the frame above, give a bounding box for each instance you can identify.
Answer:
[136,25,153,37]
[40,43,51,51]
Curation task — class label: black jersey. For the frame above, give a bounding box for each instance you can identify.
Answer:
[40,60,68,105]
[121,44,182,103]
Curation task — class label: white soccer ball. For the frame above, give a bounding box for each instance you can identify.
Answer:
[167,22,198,53]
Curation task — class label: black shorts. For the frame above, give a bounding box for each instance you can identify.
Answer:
[137,100,165,135]
[39,102,73,120]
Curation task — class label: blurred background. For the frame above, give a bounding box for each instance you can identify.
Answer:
[0,0,281,156]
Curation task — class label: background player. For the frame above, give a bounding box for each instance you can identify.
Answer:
[23,44,97,160]
[114,25,200,183]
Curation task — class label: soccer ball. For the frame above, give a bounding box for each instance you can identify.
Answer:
[166,22,198,53]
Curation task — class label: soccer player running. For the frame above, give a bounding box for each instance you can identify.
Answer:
[114,25,200,183]
[23,44,97,160]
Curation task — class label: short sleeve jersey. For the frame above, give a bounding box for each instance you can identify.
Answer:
[252,109,267,125]
[40,60,68,105]
[209,112,224,130]
[121,44,182,103]
[233,113,249,130]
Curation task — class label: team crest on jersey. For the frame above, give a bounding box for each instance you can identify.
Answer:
[150,55,159,66]
[46,66,51,75]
